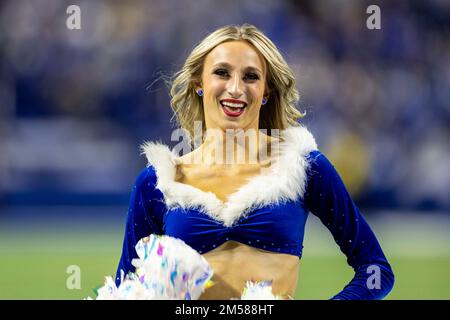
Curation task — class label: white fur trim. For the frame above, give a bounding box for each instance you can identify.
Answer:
[140,125,318,227]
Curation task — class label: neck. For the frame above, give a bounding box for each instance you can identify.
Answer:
[193,127,276,166]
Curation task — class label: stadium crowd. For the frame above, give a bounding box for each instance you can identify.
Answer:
[0,0,448,211]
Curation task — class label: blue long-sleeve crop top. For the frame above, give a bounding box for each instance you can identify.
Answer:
[115,126,395,299]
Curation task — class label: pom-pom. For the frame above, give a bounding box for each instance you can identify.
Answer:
[240,280,283,300]
[89,234,214,300]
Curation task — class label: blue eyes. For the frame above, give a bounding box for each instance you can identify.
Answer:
[213,69,260,81]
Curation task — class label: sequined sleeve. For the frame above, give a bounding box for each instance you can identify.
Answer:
[303,150,395,299]
[115,166,166,286]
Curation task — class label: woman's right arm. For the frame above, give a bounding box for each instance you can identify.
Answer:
[115,166,166,286]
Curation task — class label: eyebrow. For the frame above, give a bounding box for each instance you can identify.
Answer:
[212,62,263,75]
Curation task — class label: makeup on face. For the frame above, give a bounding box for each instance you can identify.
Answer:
[200,41,267,131]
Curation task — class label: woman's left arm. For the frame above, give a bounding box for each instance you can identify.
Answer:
[303,150,395,300]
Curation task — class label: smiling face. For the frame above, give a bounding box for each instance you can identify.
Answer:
[197,40,268,132]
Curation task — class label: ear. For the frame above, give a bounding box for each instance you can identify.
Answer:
[263,84,271,99]
[194,80,202,91]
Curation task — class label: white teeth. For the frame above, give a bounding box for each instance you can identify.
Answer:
[221,101,246,108]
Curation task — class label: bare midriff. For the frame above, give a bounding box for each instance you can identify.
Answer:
[199,241,299,300]
[175,150,300,300]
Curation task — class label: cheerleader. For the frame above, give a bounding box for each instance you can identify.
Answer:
[115,24,394,300]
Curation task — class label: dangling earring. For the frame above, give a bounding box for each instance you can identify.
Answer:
[197,89,203,97]
[262,97,268,105]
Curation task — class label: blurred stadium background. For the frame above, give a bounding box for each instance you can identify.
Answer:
[0,0,449,299]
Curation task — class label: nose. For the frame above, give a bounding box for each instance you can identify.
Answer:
[227,73,244,98]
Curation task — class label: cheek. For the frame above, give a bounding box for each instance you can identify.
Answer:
[249,104,262,116]
[205,80,225,97]
[249,85,265,103]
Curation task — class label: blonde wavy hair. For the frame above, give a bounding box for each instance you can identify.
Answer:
[169,23,305,139]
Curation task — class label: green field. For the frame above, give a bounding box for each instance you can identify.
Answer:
[1,210,449,299]
[1,253,449,300]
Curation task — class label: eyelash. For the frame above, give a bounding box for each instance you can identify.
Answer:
[213,69,260,81]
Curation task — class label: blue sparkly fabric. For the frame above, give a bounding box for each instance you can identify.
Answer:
[115,150,395,299]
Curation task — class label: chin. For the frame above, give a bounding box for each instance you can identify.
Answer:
[221,121,246,131]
